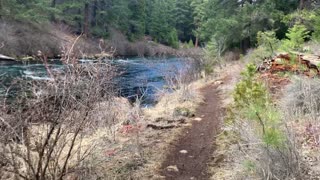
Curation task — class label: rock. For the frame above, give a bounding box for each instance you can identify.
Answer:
[214,80,223,85]
[194,117,202,122]
[166,165,179,172]
[174,107,191,117]
[274,58,285,64]
[179,150,188,154]
[213,154,225,164]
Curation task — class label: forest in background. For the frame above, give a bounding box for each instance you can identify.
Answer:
[3,1,320,179]
[1,0,320,53]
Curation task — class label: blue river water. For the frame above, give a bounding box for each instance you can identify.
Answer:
[0,57,186,106]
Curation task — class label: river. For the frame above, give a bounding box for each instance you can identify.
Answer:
[0,57,187,106]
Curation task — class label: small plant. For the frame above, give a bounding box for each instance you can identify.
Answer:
[280,23,310,52]
[187,39,195,48]
[256,30,280,56]
[312,12,320,42]
[168,29,179,49]
[204,36,226,71]
[231,64,303,179]
[234,64,284,146]
[243,160,256,173]
[233,64,267,109]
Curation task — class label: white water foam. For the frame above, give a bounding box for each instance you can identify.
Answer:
[24,75,54,81]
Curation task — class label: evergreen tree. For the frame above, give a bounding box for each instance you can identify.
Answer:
[148,0,176,45]
[0,0,311,50]
[174,0,194,42]
[128,0,146,40]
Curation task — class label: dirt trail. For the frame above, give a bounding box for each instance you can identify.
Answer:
[160,82,223,180]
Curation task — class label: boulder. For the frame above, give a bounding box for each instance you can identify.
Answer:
[173,107,192,117]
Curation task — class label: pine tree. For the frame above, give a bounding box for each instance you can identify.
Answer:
[174,0,194,42]
[128,0,146,40]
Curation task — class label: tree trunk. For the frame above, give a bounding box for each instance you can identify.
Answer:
[0,0,3,18]
[51,0,56,9]
[299,0,305,9]
[299,0,311,9]
[241,37,251,54]
[91,0,98,27]
[195,37,199,48]
[83,3,90,37]
[50,0,56,21]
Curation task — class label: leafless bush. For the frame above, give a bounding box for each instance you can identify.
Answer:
[144,59,203,120]
[163,59,201,93]
[0,21,19,56]
[305,41,320,56]
[231,118,304,179]
[282,77,320,121]
[0,41,118,179]
[223,49,241,62]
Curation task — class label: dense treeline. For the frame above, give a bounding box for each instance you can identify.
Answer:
[0,0,319,50]
[0,0,194,48]
[195,0,320,52]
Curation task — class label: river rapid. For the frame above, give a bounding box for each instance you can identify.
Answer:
[0,57,187,106]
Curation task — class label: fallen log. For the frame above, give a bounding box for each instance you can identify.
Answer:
[0,54,15,61]
[258,52,320,76]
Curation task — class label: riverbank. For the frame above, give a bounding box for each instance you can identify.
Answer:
[0,55,220,179]
[0,20,202,60]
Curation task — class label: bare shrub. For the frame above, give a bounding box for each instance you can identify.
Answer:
[0,21,19,56]
[0,43,118,180]
[282,77,320,121]
[223,49,241,62]
[305,41,320,56]
[279,77,320,178]
[230,116,304,179]
[145,59,203,120]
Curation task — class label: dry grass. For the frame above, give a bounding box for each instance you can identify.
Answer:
[208,61,248,180]
[144,81,205,121]
[209,59,320,179]
[304,41,320,55]
[280,77,320,178]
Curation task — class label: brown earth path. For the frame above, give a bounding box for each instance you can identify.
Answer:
[160,82,223,180]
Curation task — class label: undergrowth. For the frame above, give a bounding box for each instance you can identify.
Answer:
[223,64,305,179]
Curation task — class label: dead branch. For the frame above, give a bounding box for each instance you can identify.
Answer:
[147,124,177,130]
